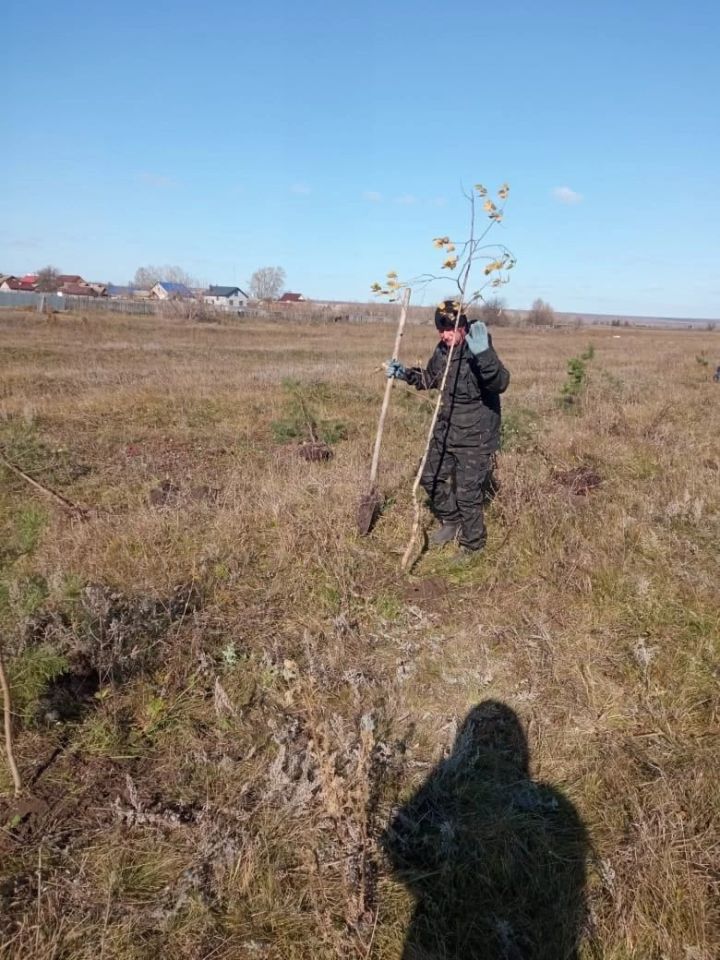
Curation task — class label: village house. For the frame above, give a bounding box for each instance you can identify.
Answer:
[1,273,97,294]
[203,285,249,311]
[106,285,150,299]
[1,276,37,292]
[151,281,192,300]
[58,283,97,297]
[278,292,305,303]
[107,285,133,298]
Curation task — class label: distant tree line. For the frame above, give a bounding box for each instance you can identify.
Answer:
[126,264,287,299]
[130,265,199,290]
[476,297,557,327]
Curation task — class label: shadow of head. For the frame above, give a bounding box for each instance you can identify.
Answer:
[445,699,529,779]
[383,700,589,960]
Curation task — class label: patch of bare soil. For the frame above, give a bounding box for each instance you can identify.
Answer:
[296,440,333,462]
[123,438,230,479]
[148,479,221,507]
[552,465,602,496]
[401,577,449,604]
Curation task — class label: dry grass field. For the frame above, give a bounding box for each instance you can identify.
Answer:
[0,308,718,959]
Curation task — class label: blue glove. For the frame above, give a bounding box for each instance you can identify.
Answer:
[386,358,407,381]
[466,321,489,355]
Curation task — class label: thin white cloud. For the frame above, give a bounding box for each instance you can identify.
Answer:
[363,190,383,202]
[394,194,417,205]
[290,183,311,195]
[138,172,177,188]
[1,236,41,249]
[430,196,447,207]
[552,185,583,205]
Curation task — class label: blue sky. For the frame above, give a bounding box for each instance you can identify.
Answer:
[2,0,719,318]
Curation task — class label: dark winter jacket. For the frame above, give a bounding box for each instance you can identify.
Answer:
[405,338,510,452]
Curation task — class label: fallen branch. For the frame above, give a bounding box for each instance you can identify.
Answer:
[0,451,91,521]
[0,647,22,796]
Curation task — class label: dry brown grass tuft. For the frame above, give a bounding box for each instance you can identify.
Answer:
[0,310,718,958]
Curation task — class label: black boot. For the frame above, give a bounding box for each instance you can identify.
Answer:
[429,521,460,546]
[449,544,484,567]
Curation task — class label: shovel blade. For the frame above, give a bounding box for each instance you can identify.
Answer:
[357,490,381,536]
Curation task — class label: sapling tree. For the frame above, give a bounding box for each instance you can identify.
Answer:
[371,183,515,570]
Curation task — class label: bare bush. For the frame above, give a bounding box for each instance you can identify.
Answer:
[527,297,556,326]
[35,266,61,292]
[479,296,509,326]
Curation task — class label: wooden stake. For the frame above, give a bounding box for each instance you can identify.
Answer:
[368,287,411,490]
[0,648,22,797]
[357,288,411,535]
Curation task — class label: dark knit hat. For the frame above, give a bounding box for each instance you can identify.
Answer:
[434,299,469,331]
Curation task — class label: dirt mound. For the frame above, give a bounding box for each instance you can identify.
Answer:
[552,465,602,496]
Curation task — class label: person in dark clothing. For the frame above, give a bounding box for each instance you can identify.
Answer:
[382,701,589,960]
[386,300,510,559]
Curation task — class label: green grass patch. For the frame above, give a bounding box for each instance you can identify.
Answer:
[0,417,89,488]
[500,404,539,452]
[8,644,69,723]
[371,592,405,621]
[268,378,351,445]
[0,503,47,564]
[13,573,49,617]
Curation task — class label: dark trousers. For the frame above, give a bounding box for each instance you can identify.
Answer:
[420,431,493,550]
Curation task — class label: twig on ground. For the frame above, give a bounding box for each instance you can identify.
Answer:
[0,450,92,521]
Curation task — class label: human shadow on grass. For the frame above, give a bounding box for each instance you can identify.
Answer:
[382,700,589,960]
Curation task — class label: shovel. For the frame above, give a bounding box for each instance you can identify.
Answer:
[357,287,411,535]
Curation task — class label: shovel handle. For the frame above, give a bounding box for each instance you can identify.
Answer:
[368,287,411,489]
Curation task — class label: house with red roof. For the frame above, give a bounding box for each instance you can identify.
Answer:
[278,292,305,303]
[1,277,37,291]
